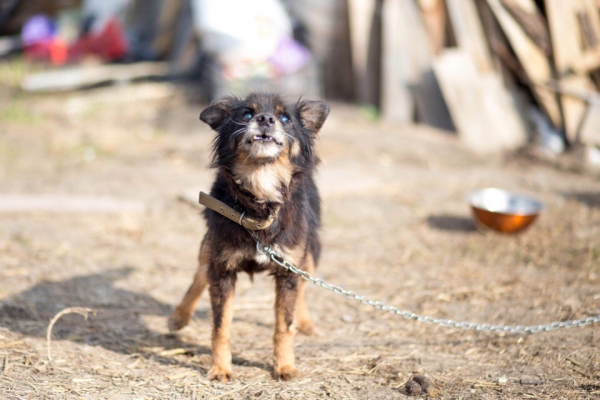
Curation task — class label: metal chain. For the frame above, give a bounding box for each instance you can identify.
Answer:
[256,241,600,335]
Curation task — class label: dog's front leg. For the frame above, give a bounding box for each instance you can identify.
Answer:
[168,236,211,332]
[208,267,237,382]
[273,272,299,381]
[295,252,316,335]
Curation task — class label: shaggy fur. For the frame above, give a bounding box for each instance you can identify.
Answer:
[168,92,329,382]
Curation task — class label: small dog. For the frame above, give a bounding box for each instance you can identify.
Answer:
[168,92,329,382]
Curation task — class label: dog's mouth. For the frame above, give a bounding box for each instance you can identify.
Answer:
[251,133,282,145]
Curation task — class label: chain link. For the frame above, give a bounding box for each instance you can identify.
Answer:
[256,241,600,335]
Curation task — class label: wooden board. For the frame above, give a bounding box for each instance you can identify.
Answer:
[418,0,446,56]
[572,0,600,74]
[0,195,145,213]
[381,0,452,129]
[549,83,600,146]
[289,0,354,101]
[381,0,415,122]
[579,0,600,42]
[559,75,594,143]
[22,62,169,92]
[445,0,493,72]
[433,49,528,153]
[348,0,379,105]
[487,0,562,127]
[446,0,529,151]
[545,0,600,143]
[579,103,600,146]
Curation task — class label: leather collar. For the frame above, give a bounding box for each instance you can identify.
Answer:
[198,192,277,230]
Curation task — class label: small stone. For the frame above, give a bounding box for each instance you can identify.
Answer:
[405,375,440,397]
[519,377,545,385]
[341,314,353,323]
[405,379,422,396]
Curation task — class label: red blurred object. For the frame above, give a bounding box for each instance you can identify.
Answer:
[49,38,68,65]
[68,19,128,62]
[24,40,54,63]
[24,18,128,65]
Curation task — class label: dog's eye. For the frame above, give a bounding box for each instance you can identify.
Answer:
[243,112,253,121]
[279,114,290,124]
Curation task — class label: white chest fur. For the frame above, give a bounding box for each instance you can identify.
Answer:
[233,162,293,203]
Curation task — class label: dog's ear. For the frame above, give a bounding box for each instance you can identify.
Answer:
[200,98,234,130]
[298,100,330,134]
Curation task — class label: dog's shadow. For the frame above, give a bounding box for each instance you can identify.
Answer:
[0,267,269,373]
[426,214,476,232]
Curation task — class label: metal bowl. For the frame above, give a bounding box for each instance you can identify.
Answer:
[467,188,544,233]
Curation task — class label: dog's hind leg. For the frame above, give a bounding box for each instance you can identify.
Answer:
[295,252,315,336]
[168,236,211,332]
[273,272,299,381]
[208,268,237,382]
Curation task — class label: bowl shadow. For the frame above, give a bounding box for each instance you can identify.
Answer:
[565,191,600,209]
[426,214,476,232]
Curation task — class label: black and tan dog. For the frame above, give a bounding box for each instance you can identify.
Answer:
[168,92,329,382]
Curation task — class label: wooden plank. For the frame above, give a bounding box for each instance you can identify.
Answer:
[487,0,562,127]
[559,75,594,144]
[577,0,600,77]
[445,0,493,72]
[381,0,414,122]
[545,0,598,142]
[545,0,591,141]
[576,0,600,72]
[289,0,354,100]
[381,0,452,129]
[348,0,378,105]
[0,195,145,213]
[559,0,600,75]
[577,0,600,39]
[544,0,578,73]
[501,0,552,55]
[154,0,183,58]
[433,49,528,153]
[22,62,169,92]
[579,103,600,146]
[544,80,600,146]
[446,0,530,150]
[418,0,447,56]
[478,0,516,81]
[574,51,600,74]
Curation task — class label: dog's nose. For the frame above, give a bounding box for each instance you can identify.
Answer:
[256,114,275,127]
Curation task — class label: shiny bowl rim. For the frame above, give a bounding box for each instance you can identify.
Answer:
[466,188,544,217]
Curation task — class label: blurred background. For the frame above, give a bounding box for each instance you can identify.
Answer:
[1,0,600,157]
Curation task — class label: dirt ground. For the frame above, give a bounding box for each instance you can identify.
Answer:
[1,76,600,399]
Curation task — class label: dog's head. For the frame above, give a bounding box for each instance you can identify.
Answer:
[200,92,329,171]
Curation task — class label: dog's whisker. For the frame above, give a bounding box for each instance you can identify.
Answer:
[232,128,246,137]
[222,115,248,128]
[282,131,295,142]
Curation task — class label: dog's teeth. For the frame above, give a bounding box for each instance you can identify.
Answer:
[253,134,273,141]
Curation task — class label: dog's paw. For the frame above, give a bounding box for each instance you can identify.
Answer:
[167,308,191,332]
[208,365,234,383]
[296,319,316,336]
[273,365,298,381]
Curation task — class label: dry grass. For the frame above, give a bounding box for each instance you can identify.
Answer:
[1,72,599,399]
